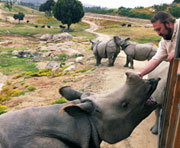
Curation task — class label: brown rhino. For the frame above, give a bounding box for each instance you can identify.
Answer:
[0,72,160,148]
[148,61,169,135]
[90,37,121,66]
[114,36,158,69]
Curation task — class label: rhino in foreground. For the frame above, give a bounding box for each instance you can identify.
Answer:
[90,37,121,66]
[114,36,158,69]
[0,72,160,148]
[148,61,169,135]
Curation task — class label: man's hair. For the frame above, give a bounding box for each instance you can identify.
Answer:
[151,11,176,24]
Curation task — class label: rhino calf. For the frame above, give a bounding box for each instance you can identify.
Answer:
[0,72,160,148]
[114,36,158,69]
[148,61,169,135]
[90,36,121,66]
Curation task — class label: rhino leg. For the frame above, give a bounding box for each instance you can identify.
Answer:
[108,55,115,66]
[129,56,134,69]
[124,56,129,67]
[113,54,118,63]
[95,56,101,66]
[150,107,160,135]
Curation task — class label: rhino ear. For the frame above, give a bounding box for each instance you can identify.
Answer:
[89,40,94,44]
[61,101,94,116]
[59,86,82,101]
[125,71,141,84]
[113,36,120,42]
[125,37,130,42]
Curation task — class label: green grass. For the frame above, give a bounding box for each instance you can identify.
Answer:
[133,36,161,43]
[0,51,38,75]
[0,3,40,15]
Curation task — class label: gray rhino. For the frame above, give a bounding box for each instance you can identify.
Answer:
[114,36,158,69]
[0,72,160,148]
[90,37,121,66]
[148,61,169,135]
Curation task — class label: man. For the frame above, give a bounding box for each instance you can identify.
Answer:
[139,11,180,78]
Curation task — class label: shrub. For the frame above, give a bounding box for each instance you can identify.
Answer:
[0,86,22,102]
[25,85,37,91]
[51,97,68,104]
[0,104,7,114]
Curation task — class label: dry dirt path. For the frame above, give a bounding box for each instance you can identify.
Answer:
[82,18,158,148]
[83,19,110,41]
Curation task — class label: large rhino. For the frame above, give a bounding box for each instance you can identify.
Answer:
[90,37,121,66]
[148,61,169,135]
[114,36,158,69]
[0,72,160,148]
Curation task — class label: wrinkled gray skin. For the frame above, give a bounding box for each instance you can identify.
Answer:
[0,72,160,148]
[114,36,158,69]
[90,36,121,66]
[148,61,169,135]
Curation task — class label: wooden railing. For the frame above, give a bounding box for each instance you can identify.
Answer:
[159,23,180,148]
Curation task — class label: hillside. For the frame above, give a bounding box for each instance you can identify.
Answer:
[0,3,159,148]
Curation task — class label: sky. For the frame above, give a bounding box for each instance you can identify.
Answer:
[79,0,174,8]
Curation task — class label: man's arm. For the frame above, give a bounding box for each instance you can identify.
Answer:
[139,59,162,78]
[167,52,174,62]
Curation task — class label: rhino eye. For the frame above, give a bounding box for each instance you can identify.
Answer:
[122,102,129,108]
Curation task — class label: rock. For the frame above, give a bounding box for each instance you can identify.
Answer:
[75,56,84,63]
[45,61,59,69]
[40,34,53,41]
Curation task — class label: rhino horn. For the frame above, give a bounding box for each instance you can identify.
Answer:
[61,101,94,116]
[59,86,82,101]
[125,71,141,84]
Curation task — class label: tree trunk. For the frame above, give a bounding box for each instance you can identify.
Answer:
[67,24,71,30]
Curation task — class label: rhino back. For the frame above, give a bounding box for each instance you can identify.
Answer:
[93,41,107,58]
[94,40,118,58]
[0,104,93,148]
[148,62,169,104]
[106,40,120,54]
[125,43,157,60]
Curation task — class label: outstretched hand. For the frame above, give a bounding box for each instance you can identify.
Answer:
[137,72,143,78]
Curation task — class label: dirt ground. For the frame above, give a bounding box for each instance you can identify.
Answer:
[0,14,158,148]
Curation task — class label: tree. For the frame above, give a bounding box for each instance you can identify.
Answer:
[53,0,84,30]
[13,12,25,23]
[169,4,180,18]
[4,1,13,11]
[39,0,55,12]
[173,0,180,3]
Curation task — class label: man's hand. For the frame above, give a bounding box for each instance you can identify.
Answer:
[167,52,174,62]
[137,72,144,78]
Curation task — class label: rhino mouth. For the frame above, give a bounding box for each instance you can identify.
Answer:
[144,77,160,108]
[145,97,157,107]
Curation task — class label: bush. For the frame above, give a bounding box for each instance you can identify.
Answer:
[0,104,8,114]
[51,97,68,104]
[0,86,22,102]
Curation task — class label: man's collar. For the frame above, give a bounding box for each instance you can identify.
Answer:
[171,19,180,41]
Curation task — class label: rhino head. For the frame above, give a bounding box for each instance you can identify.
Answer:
[114,36,130,50]
[60,72,160,144]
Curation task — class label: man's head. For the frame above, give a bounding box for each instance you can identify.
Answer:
[151,11,175,40]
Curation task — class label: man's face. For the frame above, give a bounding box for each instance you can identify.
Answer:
[153,20,173,40]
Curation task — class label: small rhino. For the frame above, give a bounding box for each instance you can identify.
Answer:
[148,61,169,135]
[0,72,160,148]
[114,36,158,69]
[90,36,121,66]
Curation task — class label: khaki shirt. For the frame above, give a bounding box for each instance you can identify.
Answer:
[152,19,180,61]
